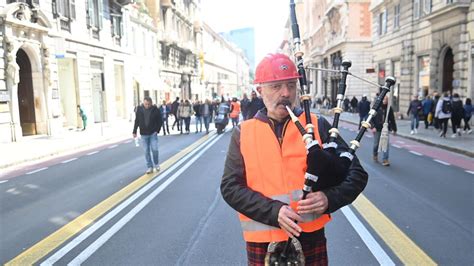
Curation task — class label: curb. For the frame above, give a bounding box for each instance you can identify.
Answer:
[315,110,474,158]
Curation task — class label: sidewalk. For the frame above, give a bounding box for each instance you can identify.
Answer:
[0,117,219,171]
[314,109,474,158]
[0,120,135,170]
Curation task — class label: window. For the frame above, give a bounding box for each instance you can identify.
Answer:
[423,0,431,14]
[7,0,39,4]
[378,11,387,36]
[394,4,400,29]
[414,0,420,19]
[87,0,103,30]
[54,0,76,19]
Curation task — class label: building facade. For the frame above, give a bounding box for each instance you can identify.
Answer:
[283,0,373,106]
[371,0,473,113]
[201,23,250,100]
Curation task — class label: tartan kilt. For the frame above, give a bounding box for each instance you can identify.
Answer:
[246,229,328,266]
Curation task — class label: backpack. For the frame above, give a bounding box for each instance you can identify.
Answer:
[441,100,452,114]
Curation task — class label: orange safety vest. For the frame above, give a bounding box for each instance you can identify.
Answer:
[230,102,241,118]
[239,113,331,243]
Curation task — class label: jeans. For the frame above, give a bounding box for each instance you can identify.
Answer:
[141,132,159,168]
[195,116,203,132]
[439,118,449,137]
[203,116,211,132]
[464,116,471,130]
[410,114,419,130]
[373,131,389,160]
[162,117,169,135]
[231,117,239,127]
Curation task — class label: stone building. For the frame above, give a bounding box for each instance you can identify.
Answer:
[371,0,473,113]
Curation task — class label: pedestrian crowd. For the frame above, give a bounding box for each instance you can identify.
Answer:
[131,91,265,174]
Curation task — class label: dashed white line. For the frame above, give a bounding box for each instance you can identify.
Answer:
[409,151,423,156]
[26,167,48,175]
[396,140,405,144]
[465,170,474,175]
[61,158,78,164]
[0,180,8,184]
[391,144,402,148]
[87,151,99,156]
[108,145,118,149]
[434,159,450,166]
[365,135,373,138]
[125,140,132,144]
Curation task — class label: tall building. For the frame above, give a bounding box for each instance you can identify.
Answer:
[221,27,256,72]
[371,0,473,113]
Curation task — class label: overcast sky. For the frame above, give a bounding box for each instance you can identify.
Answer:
[200,0,289,67]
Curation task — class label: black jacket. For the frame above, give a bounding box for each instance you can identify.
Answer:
[246,97,265,120]
[373,104,397,132]
[133,105,163,135]
[221,108,368,229]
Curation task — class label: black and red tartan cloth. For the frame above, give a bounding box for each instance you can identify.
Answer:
[245,230,328,266]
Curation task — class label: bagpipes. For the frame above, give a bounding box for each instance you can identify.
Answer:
[264,1,396,265]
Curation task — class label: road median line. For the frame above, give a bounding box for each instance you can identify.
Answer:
[6,133,215,266]
[352,194,437,265]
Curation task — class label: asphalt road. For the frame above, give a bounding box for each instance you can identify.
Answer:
[1,121,473,265]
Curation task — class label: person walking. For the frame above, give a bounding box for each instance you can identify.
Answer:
[179,99,193,134]
[450,93,464,137]
[407,95,422,134]
[171,97,180,131]
[201,99,213,134]
[463,98,472,134]
[422,96,434,129]
[350,96,358,113]
[435,93,452,138]
[240,93,250,121]
[194,100,203,133]
[160,100,170,135]
[372,96,397,166]
[229,97,241,128]
[77,105,87,131]
[221,53,368,265]
[246,90,265,120]
[358,95,370,129]
[133,97,163,174]
[432,93,440,129]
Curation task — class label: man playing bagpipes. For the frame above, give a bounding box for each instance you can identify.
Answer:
[220,53,368,265]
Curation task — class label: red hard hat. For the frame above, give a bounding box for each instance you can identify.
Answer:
[254,53,300,84]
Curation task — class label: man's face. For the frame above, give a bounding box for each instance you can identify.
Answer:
[143,100,152,109]
[251,91,257,99]
[258,79,297,121]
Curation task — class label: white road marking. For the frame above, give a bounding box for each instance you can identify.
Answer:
[465,170,474,175]
[342,206,395,266]
[61,158,77,164]
[67,135,223,265]
[108,145,118,149]
[366,135,373,138]
[391,144,402,148]
[409,151,423,156]
[433,159,450,166]
[396,140,405,144]
[124,140,132,144]
[86,151,99,156]
[26,167,48,175]
[0,180,8,184]
[42,133,222,265]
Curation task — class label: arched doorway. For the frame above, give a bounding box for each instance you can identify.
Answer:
[16,49,37,136]
[442,47,454,93]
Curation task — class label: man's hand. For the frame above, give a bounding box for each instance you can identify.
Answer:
[278,205,303,238]
[133,133,137,138]
[297,191,328,215]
